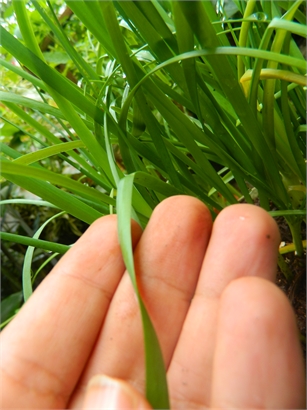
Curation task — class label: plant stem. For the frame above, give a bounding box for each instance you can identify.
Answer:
[287,218,304,256]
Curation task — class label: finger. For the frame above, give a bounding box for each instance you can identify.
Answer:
[82,375,152,410]
[168,204,281,409]
[69,196,212,407]
[0,215,142,410]
[211,276,306,409]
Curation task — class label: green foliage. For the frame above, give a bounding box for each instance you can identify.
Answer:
[1,1,306,407]
[1,291,23,327]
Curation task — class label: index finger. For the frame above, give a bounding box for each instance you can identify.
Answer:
[0,215,142,410]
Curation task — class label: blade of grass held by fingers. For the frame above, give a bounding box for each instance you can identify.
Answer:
[117,174,170,409]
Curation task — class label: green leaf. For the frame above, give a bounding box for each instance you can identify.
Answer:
[0,232,70,254]
[1,160,116,207]
[0,121,19,137]
[14,141,85,165]
[269,209,306,217]
[22,211,65,303]
[1,292,23,324]
[0,199,60,208]
[1,166,103,225]
[0,91,64,120]
[117,174,169,409]
[42,51,71,64]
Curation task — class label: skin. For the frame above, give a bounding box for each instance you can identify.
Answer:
[0,195,305,409]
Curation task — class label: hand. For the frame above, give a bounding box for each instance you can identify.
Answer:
[1,196,305,409]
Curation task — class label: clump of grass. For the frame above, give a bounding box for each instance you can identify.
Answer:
[1,1,306,407]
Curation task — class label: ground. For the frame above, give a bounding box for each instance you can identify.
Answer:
[275,217,306,362]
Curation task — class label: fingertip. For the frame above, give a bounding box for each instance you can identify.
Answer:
[212,276,306,409]
[220,276,293,327]
[219,276,303,362]
[154,194,211,217]
[150,195,212,240]
[216,204,281,250]
[210,204,280,283]
[83,375,152,410]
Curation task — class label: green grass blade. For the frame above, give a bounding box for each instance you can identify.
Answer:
[22,211,65,302]
[102,93,153,221]
[241,68,307,86]
[269,209,306,217]
[133,171,182,198]
[14,141,85,165]
[1,145,110,220]
[1,170,102,225]
[50,89,115,185]
[0,199,60,208]
[12,0,44,60]
[0,232,70,254]
[238,0,257,79]
[32,253,59,284]
[117,174,169,409]
[0,58,46,91]
[1,292,23,325]
[2,103,110,189]
[262,2,304,157]
[0,92,64,120]
[280,81,306,181]
[1,160,115,207]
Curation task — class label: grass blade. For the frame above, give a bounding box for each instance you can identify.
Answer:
[22,211,65,302]
[13,141,85,165]
[117,174,169,409]
[0,232,70,254]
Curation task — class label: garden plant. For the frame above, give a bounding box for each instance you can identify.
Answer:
[0,0,306,408]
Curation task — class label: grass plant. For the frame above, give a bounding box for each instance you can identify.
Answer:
[1,1,306,407]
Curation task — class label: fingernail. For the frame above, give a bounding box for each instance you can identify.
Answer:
[84,375,138,409]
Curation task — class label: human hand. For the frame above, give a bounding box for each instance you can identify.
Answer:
[1,196,305,409]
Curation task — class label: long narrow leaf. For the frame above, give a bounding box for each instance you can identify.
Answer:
[14,141,85,165]
[117,174,169,409]
[1,160,116,207]
[0,232,70,254]
[22,211,65,302]
[1,168,103,224]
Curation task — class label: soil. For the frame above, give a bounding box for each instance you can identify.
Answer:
[275,216,306,362]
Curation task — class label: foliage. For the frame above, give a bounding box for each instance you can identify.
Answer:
[0,1,306,407]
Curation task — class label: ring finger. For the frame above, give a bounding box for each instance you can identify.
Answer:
[167,204,281,409]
